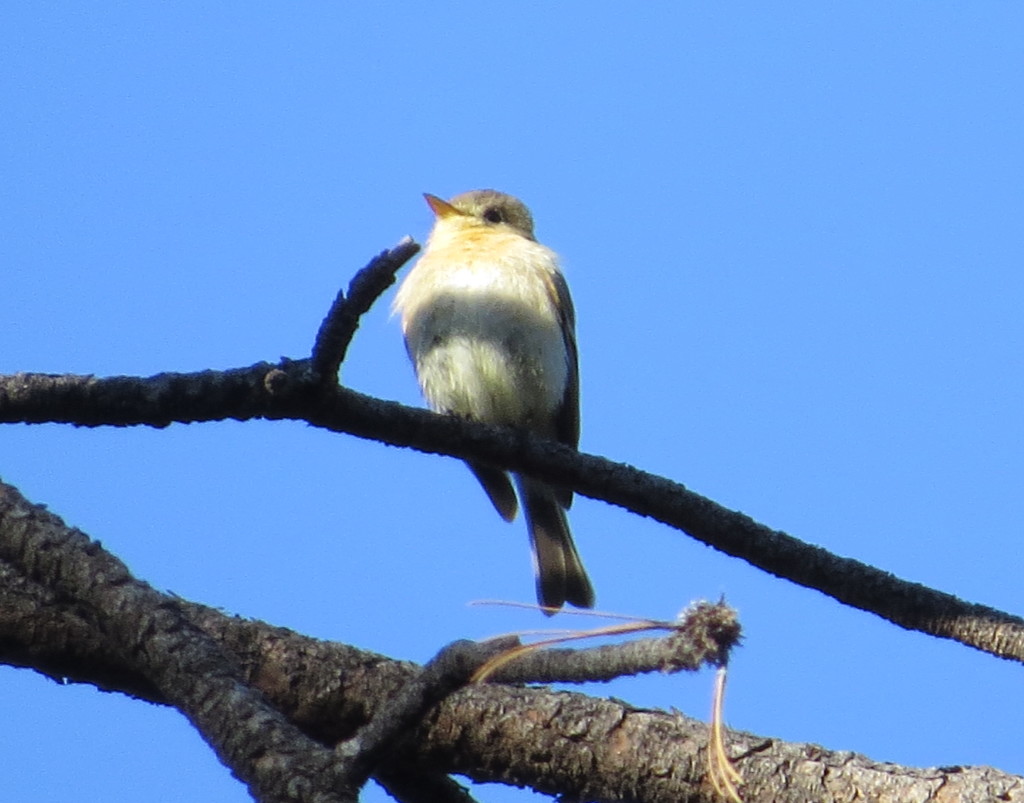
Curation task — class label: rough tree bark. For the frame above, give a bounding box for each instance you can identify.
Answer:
[1,241,1022,802]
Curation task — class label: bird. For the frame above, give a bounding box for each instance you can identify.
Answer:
[393,189,595,612]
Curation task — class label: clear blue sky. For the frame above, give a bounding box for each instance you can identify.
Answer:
[3,4,1023,801]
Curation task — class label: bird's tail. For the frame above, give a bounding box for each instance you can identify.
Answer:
[517,475,595,613]
[468,461,518,522]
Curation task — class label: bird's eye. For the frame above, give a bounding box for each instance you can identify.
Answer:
[482,207,504,224]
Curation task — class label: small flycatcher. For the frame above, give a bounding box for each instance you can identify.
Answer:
[394,189,595,612]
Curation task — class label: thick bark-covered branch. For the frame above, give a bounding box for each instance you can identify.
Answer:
[0,477,736,801]
[1,480,1020,802]
[0,481,359,802]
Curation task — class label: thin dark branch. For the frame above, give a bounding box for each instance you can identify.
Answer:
[310,237,420,382]
[335,638,514,789]
[374,769,480,803]
[1,363,1023,667]
[303,389,1024,667]
[2,234,1023,672]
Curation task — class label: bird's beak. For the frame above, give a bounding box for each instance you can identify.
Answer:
[424,193,460,219]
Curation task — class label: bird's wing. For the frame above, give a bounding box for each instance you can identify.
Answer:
[545,269,579,510]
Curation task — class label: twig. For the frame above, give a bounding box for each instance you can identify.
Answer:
[310,237,420,382]
[334,638,514,788]
[478,600,739,684]
[374,768,480,803]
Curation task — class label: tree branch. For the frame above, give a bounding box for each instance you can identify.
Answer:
[310,238,420,383]
[485,600,739,685]
[335,638,512,790]
[1,361,1021,666]
[2,479,1020,802]
[0,481,357,803]
[3,240,1024,801]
